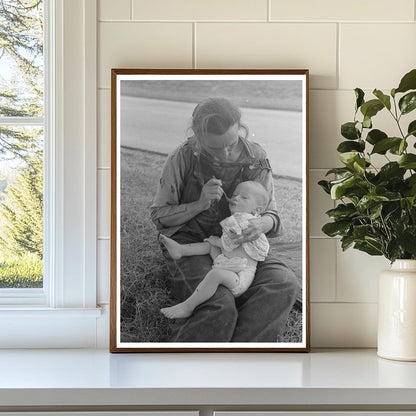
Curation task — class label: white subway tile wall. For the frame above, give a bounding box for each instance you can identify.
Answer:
[336,246,390,303]
[97,0,416,347]
[196,23,338,89]
[99,0,131,21]
[97,169,111,239]
[310,239,336,302]
[97,239,110,305]
[98,22,193,88]
[270,0,414,22]
[132,0,269,21]
[311,303,378,347]
[98,90,111,168]
[340,24,416,90]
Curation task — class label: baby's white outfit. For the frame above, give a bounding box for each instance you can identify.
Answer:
[211,213,270,297]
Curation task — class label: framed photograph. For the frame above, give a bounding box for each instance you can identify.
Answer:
[110,69,310,352]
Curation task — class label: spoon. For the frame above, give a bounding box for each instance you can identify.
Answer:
[221,187,232,203]
[211,176,232,203]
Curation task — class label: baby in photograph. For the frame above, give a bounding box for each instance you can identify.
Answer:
[159,180,270,319]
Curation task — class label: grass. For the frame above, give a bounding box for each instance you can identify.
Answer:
[120,147,303,343]
[0,252,43,288]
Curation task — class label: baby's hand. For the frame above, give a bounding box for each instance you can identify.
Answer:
[231,217,265,244]
[204,236,222,247]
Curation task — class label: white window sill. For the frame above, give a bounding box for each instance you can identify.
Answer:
[0,307,104,348]
[0,307,102,316]
[0,349,415,410]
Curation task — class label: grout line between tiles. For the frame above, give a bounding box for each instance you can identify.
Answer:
[336,23,340,90]
[333,230,338,302]
[309,236,339,239]
[193,22,197,68]
[97,19,415,24]
[311,301,378,305]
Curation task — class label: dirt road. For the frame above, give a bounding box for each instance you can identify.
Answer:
[120,96,304,179]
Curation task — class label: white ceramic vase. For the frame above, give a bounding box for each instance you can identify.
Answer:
[378,259,416,361]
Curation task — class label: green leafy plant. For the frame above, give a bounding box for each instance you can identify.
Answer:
[319,69,416,262]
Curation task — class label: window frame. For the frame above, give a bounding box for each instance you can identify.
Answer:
[0,2,49,305]
[0,0,100,348]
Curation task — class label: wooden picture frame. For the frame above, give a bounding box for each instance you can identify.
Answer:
[110,69,310,352]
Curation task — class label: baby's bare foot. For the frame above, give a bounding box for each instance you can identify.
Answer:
[160,303,193,319]
[159,234,183,260]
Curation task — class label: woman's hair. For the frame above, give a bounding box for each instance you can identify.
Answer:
[191,97,248,139]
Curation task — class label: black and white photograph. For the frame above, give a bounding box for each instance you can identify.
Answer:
[110,69,309,352]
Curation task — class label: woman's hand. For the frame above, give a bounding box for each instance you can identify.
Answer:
[229,215,274,244]
[198,177,223,210]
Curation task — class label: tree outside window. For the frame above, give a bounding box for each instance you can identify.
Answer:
[0,0,44,288]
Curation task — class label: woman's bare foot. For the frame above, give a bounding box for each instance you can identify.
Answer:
[159,234,183,260]
[160,302,194,319]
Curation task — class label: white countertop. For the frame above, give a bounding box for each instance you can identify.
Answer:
[0,348,416,408]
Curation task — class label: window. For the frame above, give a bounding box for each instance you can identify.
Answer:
[0,0,100,348]
[0,0,45,295]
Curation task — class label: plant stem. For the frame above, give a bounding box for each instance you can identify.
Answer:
[390,96,407,140]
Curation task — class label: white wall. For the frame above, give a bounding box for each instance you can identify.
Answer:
[96,0,416,348]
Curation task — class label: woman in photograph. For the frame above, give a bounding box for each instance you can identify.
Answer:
[150,97,299,343]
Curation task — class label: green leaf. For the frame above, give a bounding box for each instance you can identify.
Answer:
[399,92,416,115]
[399,139,407,154]
[341,122,361,140]
[399,154,416,169]
[398,227,416,255]
[325,167,351,176]
[407,195,416,207]
[318,180,331,194]
[357,195,389,212]
[365,236,384,252]
[386,240,403,263]
[322,221,351,237]
[360,99,384,119]
[373,89,391,110]
[369,203,383,219]
[384,203,400,223]
[371,137,402,154]
[407,120,416,137]
[341,235,355,251]
[339,152,360,167]
[366,129,387,145]
[352,224,374,240]
[330,176,357,199]
[353,158,366,174]
[326,203,357,220]
[389,139,408,155]
[408,174,416,186]
[363,116,372,129]
[354,241,383,256]
[355,88,365,110]
[337,140,365,153]
[395,69,416,94]
[406,174,416,188]
[406,175,416,197]
[377,162,406,181]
